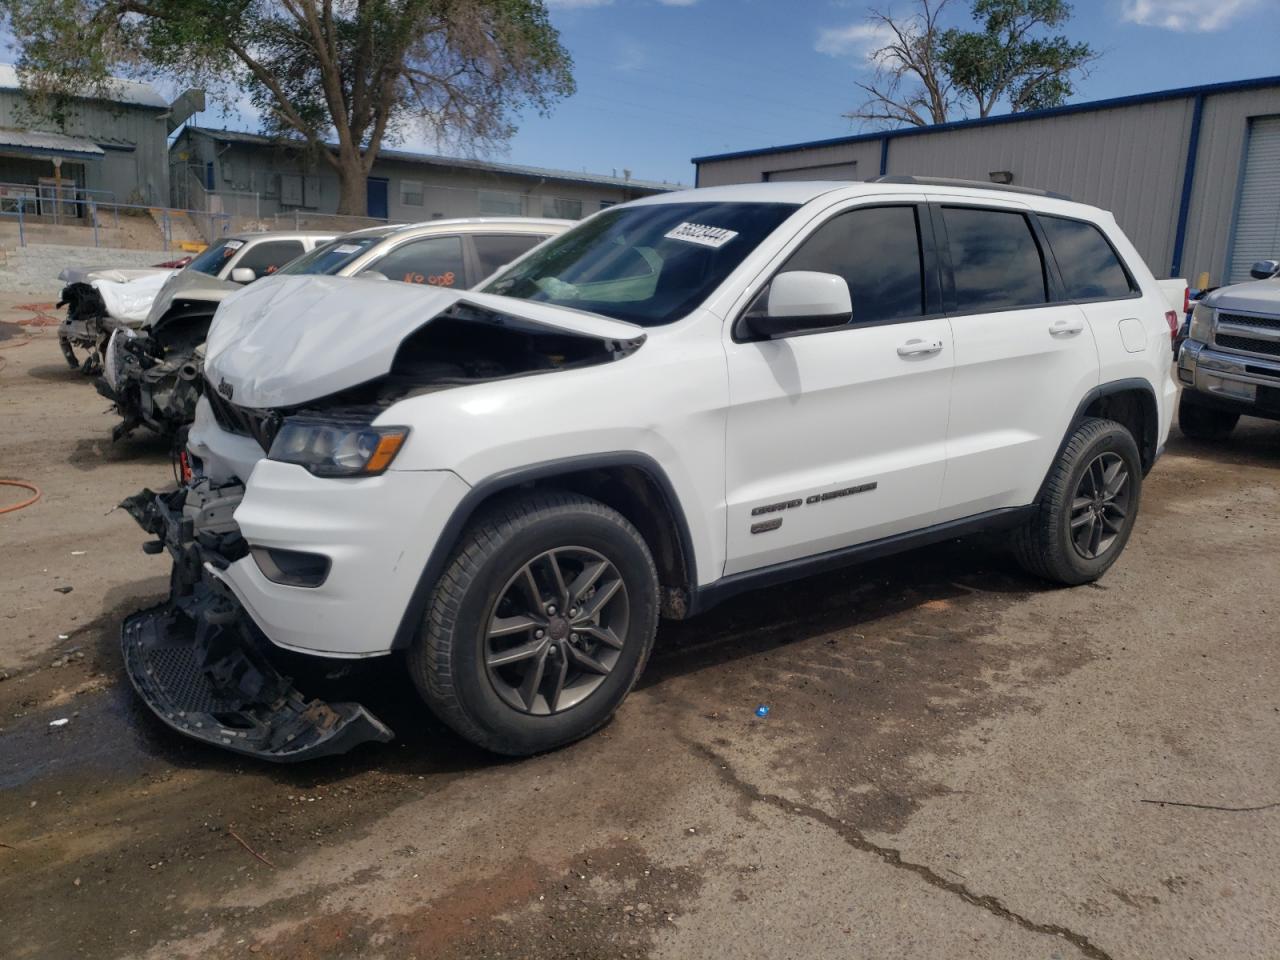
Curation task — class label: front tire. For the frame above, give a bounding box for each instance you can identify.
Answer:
[1014,417,1142,585]
[410,490,659,756]
[1178,393,1238,440]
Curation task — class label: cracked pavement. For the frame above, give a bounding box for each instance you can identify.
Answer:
[3,297,1280,959]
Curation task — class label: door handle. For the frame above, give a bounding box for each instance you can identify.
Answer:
[1049,318,1085,336]
[897,338,943,357]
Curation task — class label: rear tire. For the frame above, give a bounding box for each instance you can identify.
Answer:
[1178,393,1238,440]
[1014,417,1142,585]
[409,490,659,756]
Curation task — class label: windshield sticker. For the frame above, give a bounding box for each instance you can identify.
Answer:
[333,244,362,254]
[224,240,244,251]
[664,222,739,249]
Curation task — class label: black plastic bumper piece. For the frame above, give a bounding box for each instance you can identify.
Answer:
[120,487,394,762]
[122,599,393,762]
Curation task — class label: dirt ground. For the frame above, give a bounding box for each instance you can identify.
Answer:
[2,291,1279,960]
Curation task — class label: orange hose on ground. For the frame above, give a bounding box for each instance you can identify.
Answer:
[0,480,41,515]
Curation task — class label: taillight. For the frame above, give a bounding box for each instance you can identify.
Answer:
[1182,286,1190,315]
[1165,310,1179,342]
[178,450,193,483]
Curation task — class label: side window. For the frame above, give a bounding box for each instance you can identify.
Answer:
[782,204,925,325]
[473,234,547,278]
[363,236,465,287]
[942,207,1047,311]
[232,240,304,278]
[1039,216,1136,300]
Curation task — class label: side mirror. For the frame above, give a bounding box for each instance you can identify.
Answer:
[747,271,852,339]
[1250,259,1279,280]
[230,267,257,284]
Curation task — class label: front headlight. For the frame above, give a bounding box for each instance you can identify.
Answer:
[268,415,409,477]
[1188,302,1214,343]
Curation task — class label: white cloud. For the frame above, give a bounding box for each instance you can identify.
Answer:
[815,22,894,60]
[1120,0,1261,31]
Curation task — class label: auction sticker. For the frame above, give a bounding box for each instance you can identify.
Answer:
[664,222,738,248]
[333,244,362,254]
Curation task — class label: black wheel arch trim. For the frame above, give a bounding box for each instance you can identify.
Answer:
[390,452,700,650]
[1036,377,1160,504]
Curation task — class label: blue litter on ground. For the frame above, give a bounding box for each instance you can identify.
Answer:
[755,705,770,718]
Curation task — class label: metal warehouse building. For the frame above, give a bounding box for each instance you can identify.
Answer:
[0,64,201,208]
[694,76,1280,287]
[171,125,677,225]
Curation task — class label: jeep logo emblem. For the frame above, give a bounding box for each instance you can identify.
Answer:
[217,378,234,400]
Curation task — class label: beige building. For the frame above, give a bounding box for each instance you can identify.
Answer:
[694,76,1280,286]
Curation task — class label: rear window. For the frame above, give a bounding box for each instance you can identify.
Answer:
[1040,216,1136,300]
[943,207,1047,311]
[473,234,548,278]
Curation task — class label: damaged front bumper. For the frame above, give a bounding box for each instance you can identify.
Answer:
[120,484,394,762]
[98,329,204,440]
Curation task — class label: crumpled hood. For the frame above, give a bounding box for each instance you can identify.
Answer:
[59,265,172,285]
[144,268,237,328]
[1204,277,1280,315]
[204,275,644,409]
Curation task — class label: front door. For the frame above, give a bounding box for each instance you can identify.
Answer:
[366,177,389,220]
[722,201,954,576]
[932,201,1100,520]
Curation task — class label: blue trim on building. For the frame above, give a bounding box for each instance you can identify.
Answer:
[879,137,888,176]
[692,74,1280,166]
[1170,93,1205,278]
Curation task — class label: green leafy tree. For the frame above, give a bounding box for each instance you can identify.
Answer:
[849,0,1096,128]
[2,0,576,215]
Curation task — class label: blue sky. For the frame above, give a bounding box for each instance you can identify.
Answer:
[490,0,1280,184]
[4,0,1277,186]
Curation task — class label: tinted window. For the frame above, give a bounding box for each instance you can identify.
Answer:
[484,202,799,327]
[1040,216,1135,300]
[364,236,465,287]
[473,234,547,278]
[234,240,305,279]
[783,205,924,324]
[943,207,1047,311]
[277,236,382,276]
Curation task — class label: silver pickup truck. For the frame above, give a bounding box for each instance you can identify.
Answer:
[1176,259,1280,438]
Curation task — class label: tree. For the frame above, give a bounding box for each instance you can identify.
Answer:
[848,0,1096,129]
[2,0,576,215]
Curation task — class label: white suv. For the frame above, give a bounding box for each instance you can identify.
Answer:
[122,178,1177,761]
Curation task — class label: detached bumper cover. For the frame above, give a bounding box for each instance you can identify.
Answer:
[120,487,394,762]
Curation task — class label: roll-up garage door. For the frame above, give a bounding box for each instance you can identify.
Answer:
[764,161,858,182]
[1228,116,1280,283]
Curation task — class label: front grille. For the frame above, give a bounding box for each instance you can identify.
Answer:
[205,385,282,452]
[1219,311,1280,331]
[1215,334,1280,358]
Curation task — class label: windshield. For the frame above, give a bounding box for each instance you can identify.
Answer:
[277,236,383,276]
[186,238,242,276]
[482,202,798,326]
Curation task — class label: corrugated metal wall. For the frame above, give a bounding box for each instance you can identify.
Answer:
[1182,89,1280,285]
[0,90,169,204]
[885,99,1193,275]
[698,140,882,188]
[695,85,1280,284]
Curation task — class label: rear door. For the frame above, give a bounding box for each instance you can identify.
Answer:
[933,200,1099,520]
[722,198,955,575]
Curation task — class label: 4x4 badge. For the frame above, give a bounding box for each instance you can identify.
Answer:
[217,378,234,400]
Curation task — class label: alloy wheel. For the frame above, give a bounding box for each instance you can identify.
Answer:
[1069,452,1131,559]
[484,547,630,716]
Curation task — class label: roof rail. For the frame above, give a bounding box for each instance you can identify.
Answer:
[869,175,1071,201]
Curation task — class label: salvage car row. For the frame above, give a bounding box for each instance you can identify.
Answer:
[51,177,1277,764]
